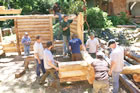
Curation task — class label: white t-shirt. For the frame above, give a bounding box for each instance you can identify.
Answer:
[86,38,99,53]
[110,46,124,72]
[33,42,44,59]
[44,49,55,69]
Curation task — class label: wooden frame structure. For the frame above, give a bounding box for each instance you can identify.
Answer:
[0,13,84,55]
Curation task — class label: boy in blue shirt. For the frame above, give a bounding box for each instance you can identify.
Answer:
[21,32,31,56]
[69,34,85,61]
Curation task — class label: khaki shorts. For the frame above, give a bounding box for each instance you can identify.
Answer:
[72,53,82,61]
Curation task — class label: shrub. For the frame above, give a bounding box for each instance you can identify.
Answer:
[86,7,112,29]
[108,12,131,26]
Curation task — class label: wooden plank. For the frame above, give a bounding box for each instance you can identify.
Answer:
[60,76,87,83]
[24,56,34,69]
[17,21,50,25]
[18,25,50,29]
[49,17,53,41]
[18,28,50,32]
[133,74,140,82]
[121,65,140,74]
[18,31,51,36]
[59,70,87,78]
[17,19,49,22]
[0,9,22,14]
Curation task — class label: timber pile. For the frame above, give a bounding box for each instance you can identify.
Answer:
[2,42,17,53]
[59,51,95,84]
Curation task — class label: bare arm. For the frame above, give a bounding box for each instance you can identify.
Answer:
[34,53,41,64]
[108,61,116,76]
[81,44,86,51]
[63,26,69,31]
[48,60,59,71]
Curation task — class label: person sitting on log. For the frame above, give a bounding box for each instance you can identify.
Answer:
[108,39,124,93]
[53,2,62,22]
[40,41,59,85]
[21,32,31,56]
[86,33,99,58]
[91,51,109,93]
[69,34,86,61]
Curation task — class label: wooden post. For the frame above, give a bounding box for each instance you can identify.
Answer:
[49,17,53,41]
[0,28,2,42]
[77,13,84,43]
[14,19,21,55]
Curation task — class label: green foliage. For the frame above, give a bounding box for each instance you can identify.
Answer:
[108,12,131,26]
[86,7,112,29]
[58,0,84,14]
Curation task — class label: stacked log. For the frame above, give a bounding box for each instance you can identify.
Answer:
[59,51,95,84]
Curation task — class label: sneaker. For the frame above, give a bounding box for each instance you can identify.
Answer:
[36,76,40,83]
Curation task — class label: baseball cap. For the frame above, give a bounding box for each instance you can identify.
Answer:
[108,39,116,47]
[25,32,28,35]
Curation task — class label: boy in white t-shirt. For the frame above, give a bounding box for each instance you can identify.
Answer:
[33,35,46,82]
[86,33,99,58]
[40,41,59,84]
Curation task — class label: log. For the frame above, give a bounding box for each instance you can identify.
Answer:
[125,50,140,63]
[133,74,140,82]
[117,25,136,28]
[59,61,87,72]
[120,74,140,93]
[121,65,140,74]
[81,51,95,84]
[60,76,87,83]
[0,9,22,14]
[59,70,87,78]
[15,68,26,78]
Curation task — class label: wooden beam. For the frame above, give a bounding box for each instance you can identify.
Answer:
[14,19,21,55]
[121,65,140,74]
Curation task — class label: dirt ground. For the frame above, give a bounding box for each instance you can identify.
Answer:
[0,53,128,93]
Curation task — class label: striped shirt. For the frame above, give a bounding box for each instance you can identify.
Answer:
[92,59,109,81]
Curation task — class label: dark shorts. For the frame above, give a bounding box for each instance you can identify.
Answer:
[89,53,96,58]
[72,53,82,61]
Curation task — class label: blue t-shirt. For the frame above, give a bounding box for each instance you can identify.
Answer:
[69,38,82,54]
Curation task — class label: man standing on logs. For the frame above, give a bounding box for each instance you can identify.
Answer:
[86,33,99,58]
[108,39,124,93]
[92,51,109,93]
[69,34,85,61]
[40,41,59,84]
[21,32,31,56]
[33,35,46,83]
[61,15,74,58]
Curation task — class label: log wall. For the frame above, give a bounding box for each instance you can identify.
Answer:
[15,16,53,54]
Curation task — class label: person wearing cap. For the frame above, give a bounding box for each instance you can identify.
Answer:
[91,51,109,93]
[108,39,124,93]
[61,15,76,57]
[40,41,59,84]
[33,35,46,83]
[69,34,86,61]
[53,2,62,22]
[21,32,31,56]
[86,33,99,58]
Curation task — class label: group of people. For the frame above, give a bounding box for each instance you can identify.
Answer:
[21,2,125,93]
